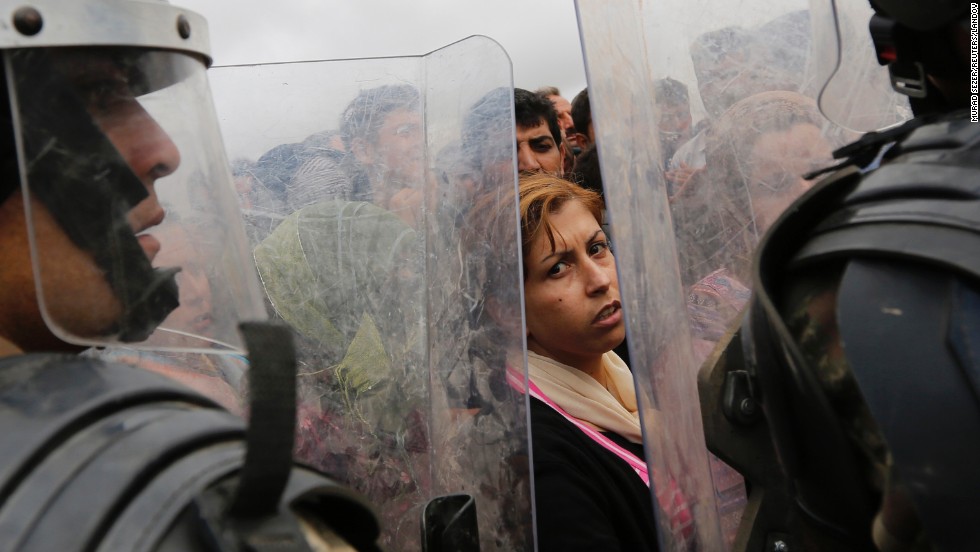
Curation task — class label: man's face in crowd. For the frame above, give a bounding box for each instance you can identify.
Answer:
[369,107,424,185]
[657,103,693,149]
[746,122,832,233]
[547,95,575,133]
[356,107,425,223]
[516,119,564,176]
[547,94,578,150]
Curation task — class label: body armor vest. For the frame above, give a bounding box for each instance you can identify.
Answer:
[746,109,980,550]
[0,353,381,552]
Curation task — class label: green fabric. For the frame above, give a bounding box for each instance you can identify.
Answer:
[254,206,345,353]
[254,199,416,348]
[254,200,418,405]
[335,311,389,399]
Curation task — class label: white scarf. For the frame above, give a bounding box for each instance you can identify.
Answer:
[527,350,643,443]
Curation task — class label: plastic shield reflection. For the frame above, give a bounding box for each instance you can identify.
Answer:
[809,0,912,131]
[575,2,725,550]
[575,0,902,550]
[209,37,532,551]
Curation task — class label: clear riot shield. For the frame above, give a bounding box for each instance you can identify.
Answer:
[208,37,533,551]
[810,0,912,131]
[575,0,910,550]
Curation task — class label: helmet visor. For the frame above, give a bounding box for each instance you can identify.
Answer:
[6,46,266,354]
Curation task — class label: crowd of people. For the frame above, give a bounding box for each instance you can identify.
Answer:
[175,11,846,548]
[0,0,972,550]
[205,14,834,542]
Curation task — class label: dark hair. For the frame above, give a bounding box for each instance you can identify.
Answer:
[570,88,591,138]
[569,144,604,197]
[690,26,801,117]
[518,173,603,265]
[340,84,420,150]
[654,78,689,106]
[690,26,753,68]
[465,173,604,310]
[514,88,561,147]
[462,87,513,172]
[0,68,18,205]
[249,142,307,205]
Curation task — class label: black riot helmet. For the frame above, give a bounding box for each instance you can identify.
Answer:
[866,0,972,113]
[0,0,266,352]
[869,0,970,31]
[809,0,971,132]
[743,112,980,551]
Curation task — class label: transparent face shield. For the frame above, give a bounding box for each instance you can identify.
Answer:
[209,36,531,551]
[573,0,905,549]
[7,47,266,354]
[809,0,912,131]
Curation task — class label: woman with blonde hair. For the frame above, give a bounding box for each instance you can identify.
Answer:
[505,173,684,551]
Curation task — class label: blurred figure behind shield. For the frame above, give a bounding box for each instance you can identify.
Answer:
[654,77,694,176]
[570,88,594,153]
[537,85,580,166]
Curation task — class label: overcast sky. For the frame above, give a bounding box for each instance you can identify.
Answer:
[183,0,825,160]
[180,0,589,98]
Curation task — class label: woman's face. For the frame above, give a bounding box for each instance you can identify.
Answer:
[523,200,625,371]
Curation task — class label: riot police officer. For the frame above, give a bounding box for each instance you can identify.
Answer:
[573,0,977,549]
[0,1,380,550]
[713,1,979,550]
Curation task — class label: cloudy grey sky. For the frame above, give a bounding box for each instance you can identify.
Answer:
[180,0,589,98]
[184,0,830,160]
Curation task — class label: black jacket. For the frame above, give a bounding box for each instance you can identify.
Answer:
[530,397,659,551]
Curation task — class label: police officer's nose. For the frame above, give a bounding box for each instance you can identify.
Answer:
[102,100,181,185]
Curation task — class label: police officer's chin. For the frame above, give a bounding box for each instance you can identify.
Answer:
[42,294,125,353]
[8,300,116,356]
